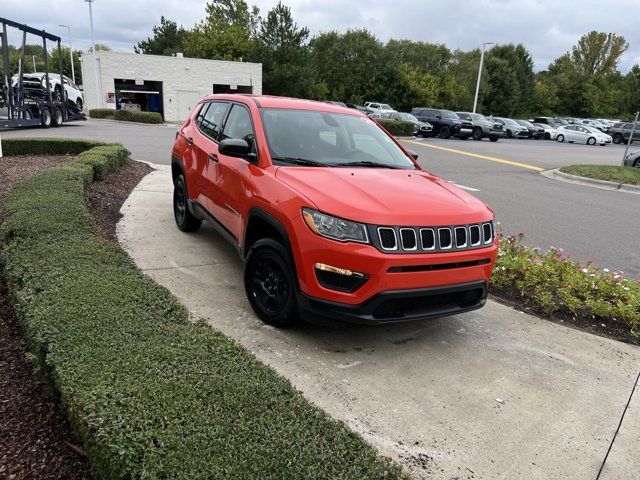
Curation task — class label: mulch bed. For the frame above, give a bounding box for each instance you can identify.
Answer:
[0,155,151,479]
[0,155,91,480]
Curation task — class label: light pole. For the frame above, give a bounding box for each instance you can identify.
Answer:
[85,0,102,108]
[622,111,639,166]
[472,42,495,114]
[58,24,75,84]
[32,55,36,72]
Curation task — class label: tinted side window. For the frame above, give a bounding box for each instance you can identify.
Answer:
[199,101,229,140]
[220,104,255,148]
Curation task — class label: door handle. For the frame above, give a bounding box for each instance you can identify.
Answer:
[185,136,193,145]
[208,153,219,163]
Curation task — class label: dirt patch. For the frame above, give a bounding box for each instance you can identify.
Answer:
[0,155,92,480]
[84,160,152,243]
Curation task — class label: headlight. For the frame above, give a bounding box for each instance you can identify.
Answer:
[302,208,369,243]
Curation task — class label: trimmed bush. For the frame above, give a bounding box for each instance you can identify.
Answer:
[1,139,407,479]
[113,109,163,124]
[88,108,116,119]
[1,137,106,156]
[377,119,415,137]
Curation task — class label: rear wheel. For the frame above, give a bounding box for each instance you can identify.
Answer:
[244,238,299,327]
[506,129,513,138]
[557,134,565,143]
[472,127,483,140]
[544,132,550,140]
[173,175,202,232]
[51,107,63,127]
[587,137,596,145]
[40,107,51,128]
[76,98,83,111]
[633,159,640,168]
[613,133,624,144]
[439,125,451,139]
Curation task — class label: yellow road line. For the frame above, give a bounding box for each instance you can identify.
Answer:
[404,140,544,172]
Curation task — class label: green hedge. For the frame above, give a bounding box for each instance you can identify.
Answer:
[377,119,416,137]
[113,109,163,124]
[89,109,163,124]
[1,137,106,156]
[88,108,115,119]
[1,139,406,479]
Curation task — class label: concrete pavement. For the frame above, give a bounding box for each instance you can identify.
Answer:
[118,166,640,480]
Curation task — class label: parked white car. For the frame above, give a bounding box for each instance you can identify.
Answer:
[12,72,84,110]
[364,102,396,115]
[556,125,613,146]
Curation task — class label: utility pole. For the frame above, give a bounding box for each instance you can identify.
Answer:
[59,24,75,84]
[85,0,101,108]
[473,42,495,114]
[622,111,639,166]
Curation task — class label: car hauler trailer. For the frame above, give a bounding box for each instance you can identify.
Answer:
[0,17,85,128]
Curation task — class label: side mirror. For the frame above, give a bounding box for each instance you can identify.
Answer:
[218,138,257,162]
[406,149,419,160]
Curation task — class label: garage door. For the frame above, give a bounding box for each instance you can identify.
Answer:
[177,90,202,121]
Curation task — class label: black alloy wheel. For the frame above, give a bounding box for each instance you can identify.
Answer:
[173,175,202,232]
[244,238,299,327]
[472,127,483,140]
[506,129,513,138]
[613,133,623,144]
[439,125,451,139]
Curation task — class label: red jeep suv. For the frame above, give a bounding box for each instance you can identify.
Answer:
[171,95,498,326]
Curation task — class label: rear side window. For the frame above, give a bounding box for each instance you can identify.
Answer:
[220,104,256,148]
[199,101,229,140]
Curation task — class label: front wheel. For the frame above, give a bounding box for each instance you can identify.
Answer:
[544,132,550,140]
[439,125,451,139]
[244,238,299,327]
[506,129,513,138]
[557,134,565,143]
[173,175,202,232]
[472,127,483,140]
[633,159,640,168]
[613,133,623,144]
[587,137,596,145]
[76,98,83,111]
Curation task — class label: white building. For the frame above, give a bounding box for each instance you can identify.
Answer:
[80,51,262,122]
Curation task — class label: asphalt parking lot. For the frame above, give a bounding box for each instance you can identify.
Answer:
[3,119,637,277]
[118,168,640,480]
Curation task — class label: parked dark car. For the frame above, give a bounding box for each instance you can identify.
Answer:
[608,122,640,144]
[494,117,529,138]
[381,111,433,136]
[533,116,567,128]
[456,112,504,142]
[516,120,545,139]
[410,108,473,139]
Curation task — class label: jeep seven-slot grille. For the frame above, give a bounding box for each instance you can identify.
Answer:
[375,222,493,253]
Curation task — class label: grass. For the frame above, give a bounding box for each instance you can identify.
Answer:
[1,138,407,479]
[560,164,640,185]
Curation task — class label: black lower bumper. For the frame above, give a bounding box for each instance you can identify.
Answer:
[297,280,488,325]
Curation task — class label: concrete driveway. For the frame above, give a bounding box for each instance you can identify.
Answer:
[118,166,639,480]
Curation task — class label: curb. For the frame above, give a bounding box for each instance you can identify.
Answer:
[540,168,640,194]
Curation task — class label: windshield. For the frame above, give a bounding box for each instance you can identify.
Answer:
[261,109,416,169]
[398,113,418,122]
[469,113,486,121]
[442,110,458,119]
[501,118,520,126]
[379,104,393,110]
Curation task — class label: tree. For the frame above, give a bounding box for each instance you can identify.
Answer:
[568,31,629,76]
[482,57,519,116]
[254,2,321,98]
[49,46,83,84]
[134,16,188,56]
[488,44,535,115]
[87,43,111,52]
[184,0,259,60]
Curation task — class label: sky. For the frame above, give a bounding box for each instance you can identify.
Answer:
[2,0,639,73]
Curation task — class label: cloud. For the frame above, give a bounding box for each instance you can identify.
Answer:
[2,0,638,72]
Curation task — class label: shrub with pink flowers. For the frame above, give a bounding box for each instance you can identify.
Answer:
[491,233,640,340]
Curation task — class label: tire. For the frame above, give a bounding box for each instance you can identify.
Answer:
[53,85,63,102]
[439,125,451,139]
[557,134,564,143]
[51,107,63,127]
[544,133,550,140]
[472,127,483,140]
[633,159,640,168]
[76,98,83,111]
[244,238,299,327]
[173,175,202,232]
[506,129,513,139]
[40,106,52,128]
[587,137,596,145]
[489,136,499,142]
[613,133,624,144]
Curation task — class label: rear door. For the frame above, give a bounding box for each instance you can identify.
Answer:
[193,101,230,213]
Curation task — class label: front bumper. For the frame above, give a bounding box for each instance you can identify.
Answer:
[298,280,487,325]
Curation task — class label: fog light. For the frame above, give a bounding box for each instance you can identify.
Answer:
[314,263,368,292]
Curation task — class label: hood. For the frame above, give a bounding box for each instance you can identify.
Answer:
[276,167,492,226]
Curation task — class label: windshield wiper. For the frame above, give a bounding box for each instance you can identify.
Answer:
[272,156,329,167]
[333,161,406,169]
